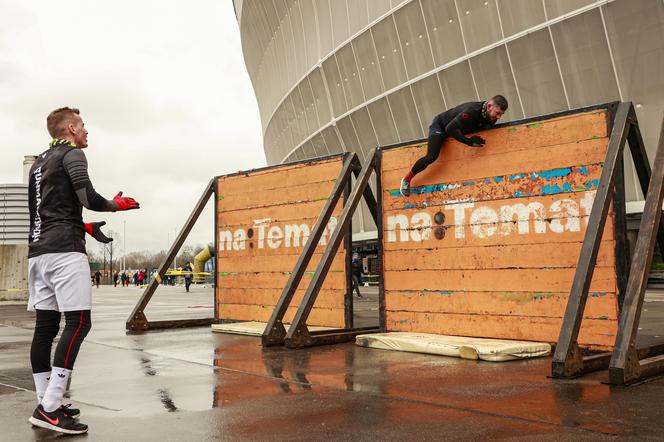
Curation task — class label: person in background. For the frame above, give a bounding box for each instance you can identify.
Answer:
[184,262,193,293]
[351,253,363,298]
[94,270,101,288]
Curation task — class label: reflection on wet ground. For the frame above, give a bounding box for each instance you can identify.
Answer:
[2,286,664,439]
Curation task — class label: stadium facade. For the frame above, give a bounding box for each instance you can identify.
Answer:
[234,0,664,236]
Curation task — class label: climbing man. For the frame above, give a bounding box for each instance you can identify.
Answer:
[400,95,508,197]
[27,107,140,434]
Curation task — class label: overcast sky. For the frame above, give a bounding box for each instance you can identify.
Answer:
[0,0,265,257]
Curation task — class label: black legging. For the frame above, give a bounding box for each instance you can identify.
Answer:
[351,274,362,296]
[31,310,92,373]
[411,131,446,175]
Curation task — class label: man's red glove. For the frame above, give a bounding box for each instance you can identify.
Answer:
[85,221,113,243]
[113,191,140,211]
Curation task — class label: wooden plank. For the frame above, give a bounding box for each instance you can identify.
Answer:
[381,163,604,211]
[385,311,616,349]
[217,271,346,289]
[218,158,343,195]
[383,267,617,293]
[383,242,616,271]
[217,252,345,273]
[218,303,345,327]
[383,189,603,220]
[218,180,337,212]
[381,138,608,189]
[218,215,332,240]
[380,110,608,171]
[218,288,345,309]
[218,200,343,227]
[383,193,615,250]
[383,216,615,250]
[385,290,618,319]
[217,221,345,257]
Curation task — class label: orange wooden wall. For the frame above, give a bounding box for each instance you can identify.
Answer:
[380,109,620,349]
[216,156,347,327]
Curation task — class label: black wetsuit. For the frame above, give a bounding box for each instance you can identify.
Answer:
[411,101,496,175]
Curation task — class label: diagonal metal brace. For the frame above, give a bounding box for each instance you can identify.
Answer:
[285,149,378,348]
[610,115,664,385]
[551,102,632,377]
[262,153,357,346]
[126,179,215,331]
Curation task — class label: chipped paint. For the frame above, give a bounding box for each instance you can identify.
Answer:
[534,167,572,179]
[386,164,603,207]
[527,123,543,128]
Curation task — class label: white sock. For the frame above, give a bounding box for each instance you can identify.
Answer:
[41,367,72,412]
[33,371,51,404]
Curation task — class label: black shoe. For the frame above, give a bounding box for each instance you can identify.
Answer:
[61,403,80,419]
[28,404,88,434]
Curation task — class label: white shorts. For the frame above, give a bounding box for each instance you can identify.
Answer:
[28,252,92,312]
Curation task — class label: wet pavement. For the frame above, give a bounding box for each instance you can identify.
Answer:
[2,285,664,440]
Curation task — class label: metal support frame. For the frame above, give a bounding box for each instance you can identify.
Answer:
[552,103,664,379]
[268,149,381,349]
[262,153,356,346]
[126,179,216,332]
[609,116,664,385]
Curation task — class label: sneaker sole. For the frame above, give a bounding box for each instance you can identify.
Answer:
[28,416,88,435]
[399,179,410,197]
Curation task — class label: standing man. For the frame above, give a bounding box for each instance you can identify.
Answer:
[184,262,193,293]
[400,96,508,197]
[112,271,119,287]
[27,107,140,434]
[350,253,363,298]
[94,270,101,288]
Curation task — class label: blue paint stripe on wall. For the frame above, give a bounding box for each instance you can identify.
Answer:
[388,163,602,198]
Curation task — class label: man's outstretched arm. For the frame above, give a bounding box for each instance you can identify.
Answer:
[444,113,485,147]
[63,149,139,211]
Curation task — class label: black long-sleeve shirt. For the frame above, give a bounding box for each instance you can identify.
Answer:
[28,139,116,258]
[430,101,495,145]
